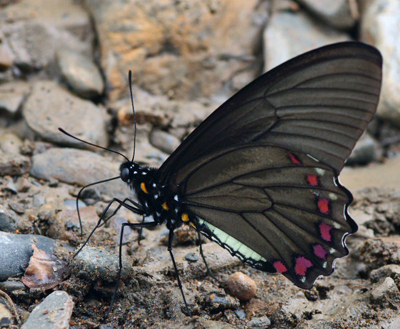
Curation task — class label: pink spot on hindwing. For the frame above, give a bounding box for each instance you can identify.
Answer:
[319,222,332,242]
[288,153,302,165]
[306,174,318,186]
[313,244,327,259]
[318,197,330,214]
[295,257,313,276]
[273,261,288,274]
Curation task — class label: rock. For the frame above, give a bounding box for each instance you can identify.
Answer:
[0,232,73,281]
[0,133,23,155]
[72,246,130,282]
[30,147,130,199]
[185,252,199,263]
[361,0,400,126]
[0,151,31,176]
[347,133,382,165]
[84,0,268,102]
[23,81,109,148]
[0,302,13,329]
[20,291,74,329]
[227,272,257,301]
[0,81,30,116]
[247,316,271,328]
[0,31,14,69]
[195,319,237,329]
[208,292,240,311]
[370,264,400,283]
[149,129,181,154]
[297,0,357,30]
[370,277,399,303]
[263,9,350,71]
[57,48,104,99]
[1,0,94,72]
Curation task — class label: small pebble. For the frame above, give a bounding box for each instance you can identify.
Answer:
[370,277,399,303]
[227,272,257,302]
[185,252,199,263]
[247,316,271,328]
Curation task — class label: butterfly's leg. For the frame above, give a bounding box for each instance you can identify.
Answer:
[105,220,158,321]
[99,198,143,228]
[137,215,146,246]
[197,230,219,282]
[75,198,145,257]
[167,226,191,315]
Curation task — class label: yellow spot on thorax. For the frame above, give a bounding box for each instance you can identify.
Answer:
[162,202,169,210]
[140,182,148,194]
[181,213,189,222]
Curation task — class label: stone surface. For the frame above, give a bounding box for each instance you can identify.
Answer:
[149,129,180,154]
[30,147,130,199]
[370,277,399,303]
[84,0,268,102]
[0,232,72,281]
[263,9,350,71]
[57,48,104,99]
[23,81,109,148]
[347,133,382,165]
[361,0,400,126]
[297,0,357,29]
[20,291,74,329]
[0,81,30,116]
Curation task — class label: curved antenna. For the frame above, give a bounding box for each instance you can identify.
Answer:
[59,128,130,163]
[128,70,137,162]
[75,176,121,235]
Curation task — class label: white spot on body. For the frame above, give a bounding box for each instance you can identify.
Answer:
[315,168,325,176]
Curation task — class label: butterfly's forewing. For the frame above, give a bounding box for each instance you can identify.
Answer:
[157,42,382,288]
[158,42,382,181]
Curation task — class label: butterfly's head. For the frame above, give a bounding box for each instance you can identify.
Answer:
[120,161,141,184]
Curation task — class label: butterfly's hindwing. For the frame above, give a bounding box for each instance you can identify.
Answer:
[180,145,355,288]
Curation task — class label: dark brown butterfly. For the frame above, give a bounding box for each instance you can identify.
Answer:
[64,41,382,314]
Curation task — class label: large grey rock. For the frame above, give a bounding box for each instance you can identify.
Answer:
[23,81,109,148]
[361,0,400,126]
[263,10,350,71]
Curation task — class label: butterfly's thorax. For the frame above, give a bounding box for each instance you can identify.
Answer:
[120,161,186,230]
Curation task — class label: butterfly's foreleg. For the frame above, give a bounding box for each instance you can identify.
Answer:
[167,227,191,315]
[74,198,145,258]
[99,197,143,228]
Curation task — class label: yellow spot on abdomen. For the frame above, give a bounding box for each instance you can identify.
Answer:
[162,202,169,210]
[182,213,189,222]
[140,182,148,194]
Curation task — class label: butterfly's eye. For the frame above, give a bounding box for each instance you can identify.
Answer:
[121,167,130,182]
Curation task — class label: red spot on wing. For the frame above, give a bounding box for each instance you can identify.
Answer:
[319,222,332,242]
[307,174,318,186]
[295,257,313,276]
[273,261,288,274]
[318,198,330,214]
[288,153,302,165]
[313,244,327,259]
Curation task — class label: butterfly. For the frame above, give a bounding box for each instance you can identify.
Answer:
[62,41,382,315]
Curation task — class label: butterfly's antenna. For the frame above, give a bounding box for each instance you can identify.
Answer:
[128,70,137,162]
[75,176,121,236]
[58,128,130,163]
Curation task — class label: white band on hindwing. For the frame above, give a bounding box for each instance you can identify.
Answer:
[197,218,267,263]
